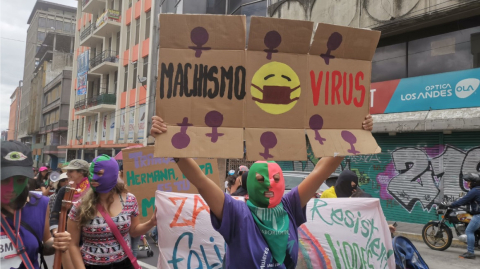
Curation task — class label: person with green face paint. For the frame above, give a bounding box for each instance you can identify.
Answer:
[1,141,71,269]
[150,114,374,268]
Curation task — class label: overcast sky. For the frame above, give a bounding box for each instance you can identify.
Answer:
[0,0,77,132]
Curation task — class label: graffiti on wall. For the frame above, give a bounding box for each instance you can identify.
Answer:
[268,0,421,24]
[276,143,480,222]
[386,145,480,212]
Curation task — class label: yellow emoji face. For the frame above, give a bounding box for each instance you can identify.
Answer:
[251,61,301,115]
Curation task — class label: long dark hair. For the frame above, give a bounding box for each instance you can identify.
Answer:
[36,170,50,188]
[77,183,128,227]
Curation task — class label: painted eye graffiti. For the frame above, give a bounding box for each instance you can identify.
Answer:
[4,151,27,161]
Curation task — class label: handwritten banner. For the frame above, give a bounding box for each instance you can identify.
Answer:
[123,146,220,222]
[155,192,395,269]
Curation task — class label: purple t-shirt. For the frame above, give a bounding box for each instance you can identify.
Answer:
[211,187,306,268]
[1,193,48,269]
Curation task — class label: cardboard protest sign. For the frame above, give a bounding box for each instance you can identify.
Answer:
[155,14,381,160]
[122,146,220,222]
[306,23,381,157]
[156,14,246,159]
[155,192,395,269]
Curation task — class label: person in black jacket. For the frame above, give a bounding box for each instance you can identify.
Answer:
[231,172,249,197]
[449,173,480,259]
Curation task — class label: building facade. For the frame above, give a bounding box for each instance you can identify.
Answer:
[8,82,22,141]
[18,0,77,147]
[33,70,72,168]
[65,0,267,162]
[268,0,480,225]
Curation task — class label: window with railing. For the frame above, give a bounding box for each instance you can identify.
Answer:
[80,24,93,41]
[86,93,117,107]
[90,50,118,69]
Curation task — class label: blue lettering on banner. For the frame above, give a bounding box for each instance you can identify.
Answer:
[384,68,480,113]
[168,232,225,269]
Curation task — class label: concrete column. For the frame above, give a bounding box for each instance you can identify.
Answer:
[53,33,57,51]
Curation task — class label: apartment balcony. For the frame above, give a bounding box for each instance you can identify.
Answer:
[90,50,119,74]
[52,120,69,131]
[39,121,69,134]
[75,99,96,116]
[75,93,116,116]
[87,93,116,113]
[79,24,102,48]
[93,10,121,37]
[82,0,106,14]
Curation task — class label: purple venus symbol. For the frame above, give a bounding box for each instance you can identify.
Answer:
[309,115,326,145]
[320,32,343,65]
[341,130,360,155]
[263,30,282,60]
[188,27,211,58]
[259,131,277,160]
[205,110,224,143]
[171,117,193,149]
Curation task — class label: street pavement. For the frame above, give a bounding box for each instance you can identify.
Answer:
[411,240,478,269]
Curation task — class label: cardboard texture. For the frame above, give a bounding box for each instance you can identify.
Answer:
[245,128,307,161]
[156,14,381,161]
[122,146,220,222]
[156,14,247,159]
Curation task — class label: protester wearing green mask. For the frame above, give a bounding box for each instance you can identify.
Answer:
[1,141,71,269]
[150,114,374,268]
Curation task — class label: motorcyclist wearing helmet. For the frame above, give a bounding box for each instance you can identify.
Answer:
[449,173,480,259]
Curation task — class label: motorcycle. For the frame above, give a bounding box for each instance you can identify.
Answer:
[422,203,480,251]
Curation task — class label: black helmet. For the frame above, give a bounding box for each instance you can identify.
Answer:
[463,173,480,187]
[463,173,480,181]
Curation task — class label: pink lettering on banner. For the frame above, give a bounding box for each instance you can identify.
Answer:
[128,151,175,168]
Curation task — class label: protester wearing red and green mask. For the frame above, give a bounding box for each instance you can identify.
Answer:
[1,141,71,269]
[246,161,290,264]
[150,114,374,268]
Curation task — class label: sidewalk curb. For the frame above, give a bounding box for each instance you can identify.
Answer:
[395,231,467,249]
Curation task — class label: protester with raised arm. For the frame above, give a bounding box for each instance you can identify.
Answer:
[151,114,374,268]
